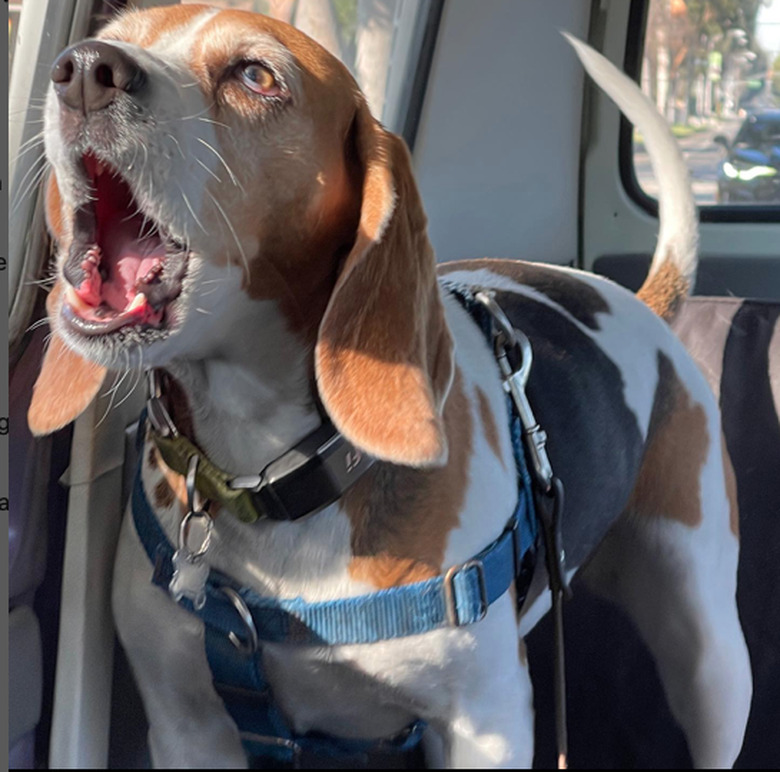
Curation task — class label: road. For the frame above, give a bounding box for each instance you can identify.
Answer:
[633,118,742,205]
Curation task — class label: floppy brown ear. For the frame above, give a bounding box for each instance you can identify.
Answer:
[315,102,454,467]
[28,281,107,436]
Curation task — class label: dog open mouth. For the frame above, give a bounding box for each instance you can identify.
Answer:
[62,153,189,337]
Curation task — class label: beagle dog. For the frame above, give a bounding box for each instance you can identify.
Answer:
[29,5,752,768]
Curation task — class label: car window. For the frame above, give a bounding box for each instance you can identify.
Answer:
[9,2,24,73]
[631,0,780,208]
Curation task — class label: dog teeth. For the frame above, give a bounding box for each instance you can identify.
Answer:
[65,284,93,313]
[137,262,163,286]
[82,247,101,268]
[126,292,149,313]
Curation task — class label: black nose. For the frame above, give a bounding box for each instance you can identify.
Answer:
[51,41,146,114]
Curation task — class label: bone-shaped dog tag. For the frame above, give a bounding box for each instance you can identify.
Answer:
[169,549,210,610]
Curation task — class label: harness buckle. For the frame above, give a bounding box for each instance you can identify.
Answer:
[443,559,488,626]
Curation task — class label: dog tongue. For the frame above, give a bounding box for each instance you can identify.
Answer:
[99,211,166,312]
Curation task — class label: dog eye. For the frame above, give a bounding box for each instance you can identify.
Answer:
[239,63,281,97]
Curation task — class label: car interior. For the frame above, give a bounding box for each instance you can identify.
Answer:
[8,0,780,767]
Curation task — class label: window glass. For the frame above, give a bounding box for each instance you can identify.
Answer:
[9,1,23,73]
[633,0,780,206]
[180,0,424,130]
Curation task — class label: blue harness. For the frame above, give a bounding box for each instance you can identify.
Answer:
[130,285,539,766]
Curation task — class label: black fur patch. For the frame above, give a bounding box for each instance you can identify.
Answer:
[441,259,611,330]
[492,289,644,568]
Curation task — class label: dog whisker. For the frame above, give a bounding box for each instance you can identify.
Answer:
[206,190,249,274]
[194,157,222,184]
[25,317,53,333]
[195,137,244,193]
[13,129,46,153]
[178,185,208,234]
[11,138,46,167]
[197,116,231,131]
[12,155,49,212]
[166,132,186,160]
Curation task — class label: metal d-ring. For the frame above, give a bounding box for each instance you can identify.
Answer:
[186,455,205,514]
[146,369,178,438]
[176,455,213,560]
[219,586,259,655]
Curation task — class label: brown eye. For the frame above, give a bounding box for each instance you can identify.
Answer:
[240,63,281,97]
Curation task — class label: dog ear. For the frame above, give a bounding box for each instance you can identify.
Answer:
[315,102,454,467]
[28,280,107,436]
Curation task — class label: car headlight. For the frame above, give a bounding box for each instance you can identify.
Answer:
[738,165,777,181]
[722,161,777,181]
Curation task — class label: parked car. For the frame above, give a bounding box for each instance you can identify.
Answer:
[715,110,780,204]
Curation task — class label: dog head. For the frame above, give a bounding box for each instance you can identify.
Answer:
[29,4,454,467]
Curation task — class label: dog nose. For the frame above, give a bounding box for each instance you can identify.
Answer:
[51,41,146,114]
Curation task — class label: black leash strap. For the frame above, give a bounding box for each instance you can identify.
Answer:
[536,476,570,769]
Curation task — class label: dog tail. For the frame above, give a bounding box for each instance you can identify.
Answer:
[564,33,698,321]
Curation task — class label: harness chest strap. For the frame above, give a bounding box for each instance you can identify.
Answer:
[132,461,537,645]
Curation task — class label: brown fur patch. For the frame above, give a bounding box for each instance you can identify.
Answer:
[156,457,188,512]
[154,479,176,510]
[316,104,454,466]
[637,260,690,321]
[28,283,107,436]
[721,434,739,538]
[476,386,504,466]
[627,352,708,527]
[45,173,64,242]
[349,555,437,588]
[345,369,472,588]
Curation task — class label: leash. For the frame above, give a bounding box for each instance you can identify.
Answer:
[445,282,571,770]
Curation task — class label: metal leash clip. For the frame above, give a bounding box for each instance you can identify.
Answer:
[473,291,553,491]
[474,290,570,594]
[169,455,213,610]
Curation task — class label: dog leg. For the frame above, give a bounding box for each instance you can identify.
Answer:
[581,435,752,767]
[112,511,248,769]
[441,598,535,768]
